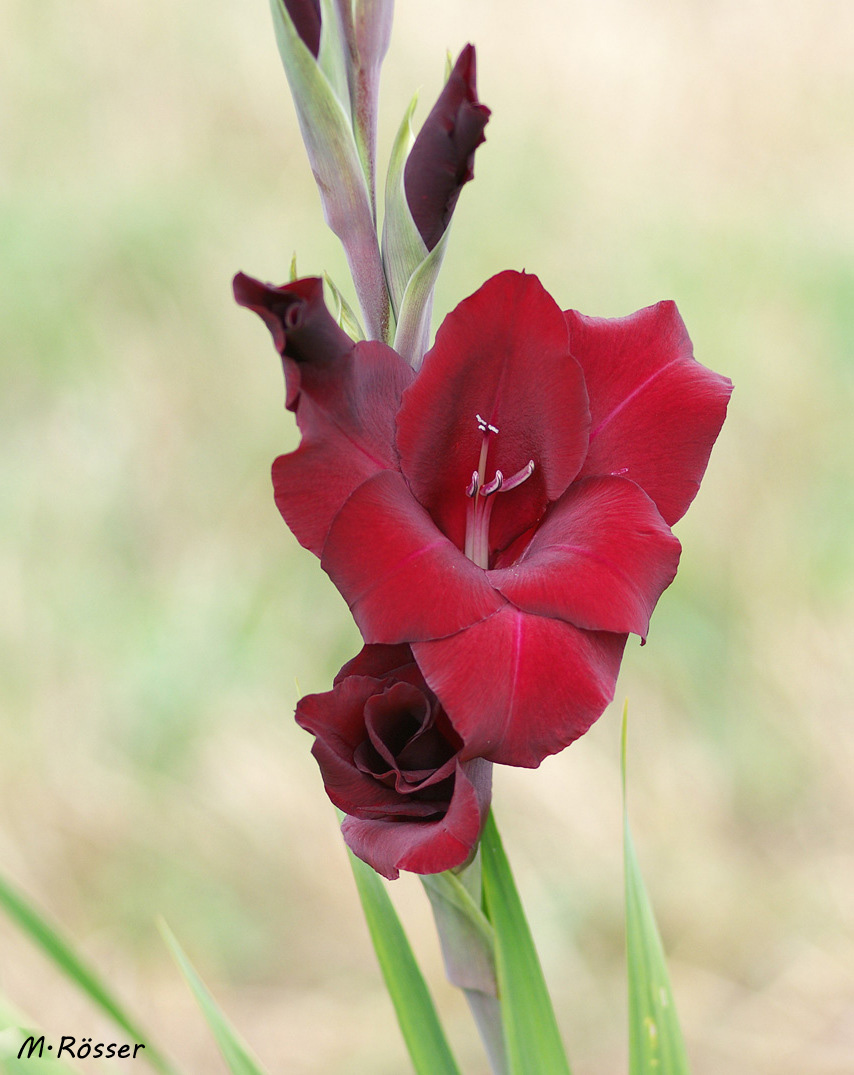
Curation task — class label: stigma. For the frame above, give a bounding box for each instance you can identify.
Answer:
[464,415,534,568]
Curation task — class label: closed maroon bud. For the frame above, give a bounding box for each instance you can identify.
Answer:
[404,44,491,251]
[283,0,322,58]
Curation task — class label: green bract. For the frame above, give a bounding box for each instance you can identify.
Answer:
[382,92,455,368]
[270,0,390,340]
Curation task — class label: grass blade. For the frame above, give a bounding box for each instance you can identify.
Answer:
[343,838,462,1075]
[622,705,692,1075]
[480,810,572,1075]
[0,995,81,1074]
[158,922,269,1075]
[0,874,177,1075]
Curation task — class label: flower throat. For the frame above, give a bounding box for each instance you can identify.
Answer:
[463,415,534,569]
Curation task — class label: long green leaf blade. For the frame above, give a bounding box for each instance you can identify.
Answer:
[159,923,269,1075]
[343,839,462,1075]
[0,874,177,1075]
[480,810,573,1075]
[622,706,691,1075]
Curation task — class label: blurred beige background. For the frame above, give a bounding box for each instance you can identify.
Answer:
[2,0,853,1072]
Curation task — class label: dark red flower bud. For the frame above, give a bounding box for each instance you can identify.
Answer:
[283,0,322,58]
[296,645,492,879]
[404,44,491,251]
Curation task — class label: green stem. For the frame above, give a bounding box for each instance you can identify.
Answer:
[465,991,508,1075]
[421,857,509,1075]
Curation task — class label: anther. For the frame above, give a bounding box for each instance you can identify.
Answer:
[466,471,480,498]
[480,471,504,497]
[499,460,535,492]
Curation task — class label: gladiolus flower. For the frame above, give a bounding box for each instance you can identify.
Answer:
[296,644,492,879]
[237,269,731,767]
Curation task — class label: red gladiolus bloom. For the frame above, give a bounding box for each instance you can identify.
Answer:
[237,269,731,767]
[296,644,492,880]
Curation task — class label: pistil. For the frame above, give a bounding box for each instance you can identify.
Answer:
[463,415,534,569]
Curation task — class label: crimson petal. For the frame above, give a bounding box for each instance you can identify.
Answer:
[233,274,352,406]
[341,757,492,880]
[236,272,413,555]
[272,339,412,554]
[334,643,416,684]
[321,470,506,642]
[489,476,681,637]
[413,609,627,767]
[396,271,590,556]
[566,300,733,526]
[297,677,442,818]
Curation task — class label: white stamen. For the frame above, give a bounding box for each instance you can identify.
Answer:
[463,419,534,569]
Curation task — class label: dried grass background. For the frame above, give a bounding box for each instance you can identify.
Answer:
[2,0,853,1072]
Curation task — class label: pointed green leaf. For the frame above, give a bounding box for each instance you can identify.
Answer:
[341,822,462,1075]
[0,874,177,1075]
[480,811,573,1075]
[159,923,270,1075]
[622,706,692,1075]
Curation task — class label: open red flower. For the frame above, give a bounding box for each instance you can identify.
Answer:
[238,270,731,767]
[296,644,492,879]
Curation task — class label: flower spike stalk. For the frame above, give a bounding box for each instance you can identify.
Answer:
[269,0,391,339]
[335,0,394,219]
[233,10,731,1073]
